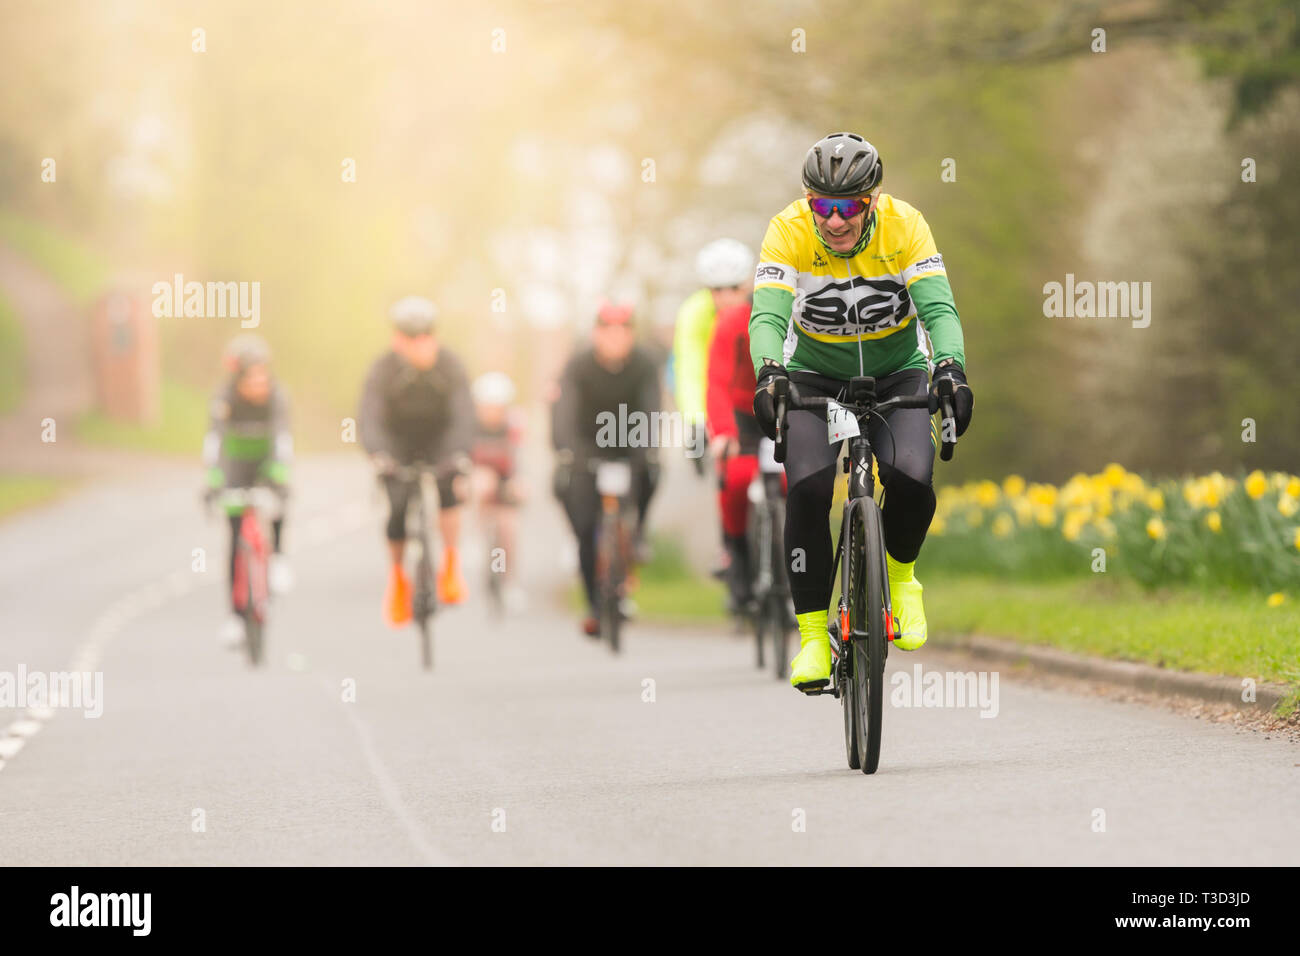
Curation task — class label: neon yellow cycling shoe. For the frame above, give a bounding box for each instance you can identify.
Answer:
[887,555,927,651]
[790,610,832,689]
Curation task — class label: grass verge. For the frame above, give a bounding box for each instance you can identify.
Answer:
[0,475,72,520]
[587,539,1300,690]
[0,290,22,414]
[924,572,1300,687]
[0,211,109,305]
[76,379,210,456]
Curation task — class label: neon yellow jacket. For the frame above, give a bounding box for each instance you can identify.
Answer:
[672,288,716,425]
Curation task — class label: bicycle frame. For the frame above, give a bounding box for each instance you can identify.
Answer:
[390,463,441,669]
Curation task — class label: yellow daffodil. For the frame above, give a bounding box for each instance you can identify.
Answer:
[1245,470,1268,499]
[1102,463,1127,488]
[975,480,1000,508]
[1280,495,1299,518]
[1287,476,1300,499]
[1146,517,1166,540]
[1002,475,1026,498]
[1266,592,1286,608]
[992,513,1014,538]
[1028,483,1058,508]
[1145,488,1165,511]
[1205,511,1222,533]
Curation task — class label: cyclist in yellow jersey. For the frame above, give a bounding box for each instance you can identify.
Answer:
[672,238,755,452]
[673,238,755,594]
[750,132,974,689]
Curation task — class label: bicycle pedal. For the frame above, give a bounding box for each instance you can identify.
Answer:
[795,679,831,695]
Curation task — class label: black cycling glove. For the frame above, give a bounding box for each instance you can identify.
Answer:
[930,359,973,437]
[752,359,789,441]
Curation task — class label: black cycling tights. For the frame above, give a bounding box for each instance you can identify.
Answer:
[381,471,459,542]
[561,463,657,615]
[782,368,936,616]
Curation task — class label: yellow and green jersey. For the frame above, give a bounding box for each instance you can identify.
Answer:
[671,287,716,425]
[749,194,964,380]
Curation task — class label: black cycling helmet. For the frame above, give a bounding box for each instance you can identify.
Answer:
[801,132,883,196]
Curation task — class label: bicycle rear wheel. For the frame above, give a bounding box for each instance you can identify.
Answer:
[849,502,888,774]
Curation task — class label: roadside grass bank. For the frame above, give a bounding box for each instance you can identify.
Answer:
[0,474,74,520]
[0,291,21,414]
[76,379,209,456]
[610,539,1300,705]
[0,211,109,305]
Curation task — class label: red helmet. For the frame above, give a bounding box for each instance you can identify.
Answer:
[595,301,634,327]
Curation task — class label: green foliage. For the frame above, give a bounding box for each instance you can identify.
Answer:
[0,290,22,413]
[0,211,108,305]
[76,379,210,456]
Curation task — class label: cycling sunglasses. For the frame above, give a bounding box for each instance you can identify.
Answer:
[808,196,870,220]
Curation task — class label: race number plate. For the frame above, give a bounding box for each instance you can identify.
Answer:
[826,400,860,444]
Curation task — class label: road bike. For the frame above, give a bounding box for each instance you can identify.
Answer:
[592,458,636,654]
[772,374,956,774]
[390,463,441,671]
[746,437,795,679]
[215,486,283,668]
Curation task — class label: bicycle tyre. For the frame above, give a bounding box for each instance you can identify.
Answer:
[414,536,435,671]
[598,511,622,654]
[244,566,265,667]
[851,502,888,774]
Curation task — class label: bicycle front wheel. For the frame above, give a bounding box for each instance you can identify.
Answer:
[598,511,623,654]
[849,501,888,774]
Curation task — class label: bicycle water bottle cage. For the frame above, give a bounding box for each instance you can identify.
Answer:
[847,376,876,403]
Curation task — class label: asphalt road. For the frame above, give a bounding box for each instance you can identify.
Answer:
[1,454,1296,865]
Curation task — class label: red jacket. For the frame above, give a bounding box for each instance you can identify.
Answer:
[706,301,757,440]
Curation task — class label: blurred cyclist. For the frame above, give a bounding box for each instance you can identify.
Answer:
[673,239,755,581]
[203,333,292,647]
[672,238,755,458]
[706,296,772,618]
[359,295,474,627]
[470,371,525,611]
[551,302,662,636]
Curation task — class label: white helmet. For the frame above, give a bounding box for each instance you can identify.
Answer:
[473,371,516,406]
[695,238,755,289]
[389,295,438,335]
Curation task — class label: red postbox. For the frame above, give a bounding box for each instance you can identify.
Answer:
[91,290,159,424]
